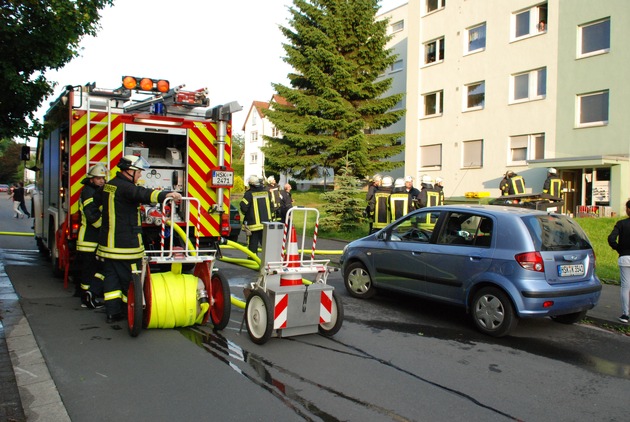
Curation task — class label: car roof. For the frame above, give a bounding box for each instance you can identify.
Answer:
[423,204,553,217]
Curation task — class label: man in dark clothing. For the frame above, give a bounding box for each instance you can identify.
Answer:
[607,199,630,323]
[280,183,294,223]
[13,182,30,218]
[404,176,421,210]
[77,163,107,307]
[266,176,282,221]
[499,171,526,195]
[417,175,440,208]
[240,175,272,256]
[96,155,182,323]
[542,168,562,199]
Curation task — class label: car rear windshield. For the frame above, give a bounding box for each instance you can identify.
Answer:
[522,214,592,251]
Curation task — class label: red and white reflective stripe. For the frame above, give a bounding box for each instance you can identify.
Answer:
[280,226,302,286]
[160,215,165,255]
[281,223,288,261]
[320,290,332,323]
[274,293,288,329]
[311,221,319,261]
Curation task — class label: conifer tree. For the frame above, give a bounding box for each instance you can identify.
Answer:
[262,0,405,180]
[319,157,365,232]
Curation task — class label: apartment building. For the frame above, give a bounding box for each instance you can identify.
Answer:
[399,0,629,214]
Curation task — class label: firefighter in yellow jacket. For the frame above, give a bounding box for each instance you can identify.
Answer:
[96,155,182,323]
[240,175,272,256]
[77,163,107,309]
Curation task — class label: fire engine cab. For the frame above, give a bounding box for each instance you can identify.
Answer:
[33,76,241,282]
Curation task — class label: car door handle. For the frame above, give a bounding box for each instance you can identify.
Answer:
[412,251,423,256]
[470,255,483,261]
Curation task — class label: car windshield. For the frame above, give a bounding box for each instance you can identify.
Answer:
[522,214,592,251]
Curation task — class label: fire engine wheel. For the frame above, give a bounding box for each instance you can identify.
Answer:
[245,290,273,345]
[127,274,143,337]
[209,272,231,330]
[319,290,344,337]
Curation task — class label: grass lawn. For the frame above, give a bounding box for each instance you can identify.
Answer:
[236,190,623,284]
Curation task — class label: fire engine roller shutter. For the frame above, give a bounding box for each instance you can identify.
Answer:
[188,121,231,238]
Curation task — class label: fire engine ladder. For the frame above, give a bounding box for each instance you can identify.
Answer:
[85,95,114,173]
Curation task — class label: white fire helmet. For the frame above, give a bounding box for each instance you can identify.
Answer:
[435,177,443,184]
[372,173,382,183]
[404,176,413,183]
[87,163,108,178]
[548,167,557,174]
[118,155,150,171]
[248,175,262,186]
[267,175,276,184]
[421,175,433,185]
[394,178,404,189]
[382,176,394,188]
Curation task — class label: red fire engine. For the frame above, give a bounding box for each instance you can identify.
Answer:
[33,76,241,284]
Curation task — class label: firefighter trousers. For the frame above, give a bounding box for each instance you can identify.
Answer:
[79,251,104,297]
[101,258,141,317]
[247,229,263,256]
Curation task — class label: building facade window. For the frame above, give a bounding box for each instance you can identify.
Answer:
[423,90,444,117]
[424,37,445,64]
[509,133,545,164]
[250,153,258,164]
[511,67,546,103]
[271,127,279,137]
[512,2,547,40]
[420,144,442,168]
[462,140,483,168]
[465,81,485,111]
[426,0,446,14]
[251,131,258,142]
[391,59,404,73]
[252,112,257,126]
[465,23,486,54]
[577,90,609,127]
[579,18,610,57]
[391,20,404,33]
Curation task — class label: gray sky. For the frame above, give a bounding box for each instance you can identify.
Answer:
[38,0,406,134]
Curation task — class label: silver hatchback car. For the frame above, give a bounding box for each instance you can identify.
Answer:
[340,205,601,337]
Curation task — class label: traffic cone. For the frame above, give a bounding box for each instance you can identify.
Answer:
[279,226,302,286]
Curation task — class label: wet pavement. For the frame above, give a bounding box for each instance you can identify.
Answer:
[0,231,628,420]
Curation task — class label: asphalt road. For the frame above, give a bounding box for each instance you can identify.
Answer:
[2,197,630,421]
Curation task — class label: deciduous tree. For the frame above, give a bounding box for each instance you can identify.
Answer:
[0,0,114,139]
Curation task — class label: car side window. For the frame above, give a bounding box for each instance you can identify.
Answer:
[438,212,487,246]
[474,217,493,247]
[390,211,440,242]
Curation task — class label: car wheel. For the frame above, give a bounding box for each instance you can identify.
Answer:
[471,287,518,337]
[344,262,375,299]
[550,310,587,324]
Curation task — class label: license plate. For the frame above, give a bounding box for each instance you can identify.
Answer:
[558,264,585,277]
[211,170,234,187]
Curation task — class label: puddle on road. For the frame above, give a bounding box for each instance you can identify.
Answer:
[179,327,423,422]
[343,315,630,380]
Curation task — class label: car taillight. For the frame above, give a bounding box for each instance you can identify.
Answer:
[220,213,231,237]
[515,251,545,272]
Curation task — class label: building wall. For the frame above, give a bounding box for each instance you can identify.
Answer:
[377,4,409,180]
[398,0,628,213]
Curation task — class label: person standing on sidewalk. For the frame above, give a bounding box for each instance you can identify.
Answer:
[607,199,630,324]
